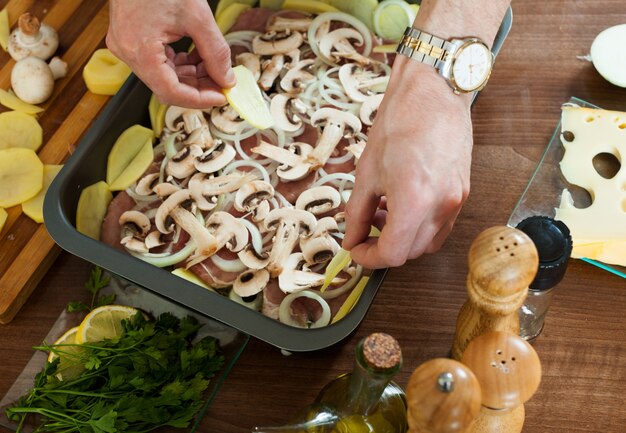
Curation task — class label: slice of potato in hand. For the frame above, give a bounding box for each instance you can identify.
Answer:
[0,207,7,233]
[22,164,63,223]
[106,124,154,191]
[83,48,132,95]
[0,148,43,208]
[0,89,44,114]
[223,65,274,130]
[0,111,43,151]
[76,181,113,240]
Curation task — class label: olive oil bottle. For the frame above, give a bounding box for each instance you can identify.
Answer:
[252,333,407,433]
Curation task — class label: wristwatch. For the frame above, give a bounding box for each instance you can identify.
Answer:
[396,27,494,94]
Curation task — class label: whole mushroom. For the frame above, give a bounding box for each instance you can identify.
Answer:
[11,56,67,104]
[8,13,59,61]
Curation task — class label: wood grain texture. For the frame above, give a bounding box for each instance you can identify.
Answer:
[0,0,109,323]
[0,0,625,432]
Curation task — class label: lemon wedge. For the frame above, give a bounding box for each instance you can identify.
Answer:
[223,65,274,130]
[76,305,141,344]
[47,327,86,381]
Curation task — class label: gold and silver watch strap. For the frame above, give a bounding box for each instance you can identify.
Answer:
[396,27,456,69]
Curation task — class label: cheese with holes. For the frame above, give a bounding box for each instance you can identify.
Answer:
[555,106,626,266]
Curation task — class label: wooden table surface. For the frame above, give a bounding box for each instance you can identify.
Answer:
[1,1,626,432]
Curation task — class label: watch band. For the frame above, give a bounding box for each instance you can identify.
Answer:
[396,28,456,69]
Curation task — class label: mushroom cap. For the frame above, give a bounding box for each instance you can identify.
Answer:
[280,59,315,93]
[338,63,371,103]
[165,106,207,133]
[276,142,314,181]
[8,14,59,61]
[206,211,249,252]
[234,180,275,212]
[259,54,285,91]
[135,173,160,195]
[153,182,182,198]
[278,253,344,293]
[238,247,271,270]
[360,94,384,126]
[252,31,304,56]
[11,56,54,104]
[188,173,219,212]
[233,268,270,297]
[210,105,244,134]
[295,185,341,215]
[194,142,236,174]
[319,28,364,62]
[155,189,192,234]
[145,231,165,250]
[270,94,304,133]
[264,208,317,235]
[235,52,261,81]
[121,235,148,253]
[311,107,362,137]
[166,145,203,179]
[302,235,340,264]
[267,16,313,33]
[119,210,151,238]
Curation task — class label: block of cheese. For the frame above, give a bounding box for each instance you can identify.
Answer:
[555,106,626,266]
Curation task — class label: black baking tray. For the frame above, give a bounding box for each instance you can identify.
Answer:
[44,4,512,352]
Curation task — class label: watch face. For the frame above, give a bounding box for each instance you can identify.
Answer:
[452,42,492,92]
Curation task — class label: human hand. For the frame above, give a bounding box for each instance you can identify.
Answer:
[106,0,235,108]
[342,59,473,269]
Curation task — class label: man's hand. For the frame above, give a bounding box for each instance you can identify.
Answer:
[107,0,235,108]
[342,59,473,269]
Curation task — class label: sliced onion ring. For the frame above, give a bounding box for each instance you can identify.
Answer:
[278,290,331,328]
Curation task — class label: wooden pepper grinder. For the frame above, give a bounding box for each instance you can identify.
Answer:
[461,331,542,433]
[406,358,482,433]
[451,226,539,360]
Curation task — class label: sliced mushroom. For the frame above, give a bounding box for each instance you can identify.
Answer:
[135,173,160,195]
[234,180,275,212]
[238,247,270,270]
[210,105,244,134]
[233,268,270,297]
[235,52,261,81]
[119,210,151,238]
[263,208,317,277]
[253,199,271,222]
[346,139,366,161]
[153,182,182,198]
[295,185,341,215]
[267,16,313,33]
[279,59,315,93]
[278,253,345,293]
[190,171,257,211]
[165,106,207,133]
[229,288,263,311]
[307,108,362,169]
[166,145,203,179]
[251,141,314,181]
[170,207,217,257]
[258,54,284,91]
[338,63,371,102]
[145,231,165,249]
[188,173,219,211]
[252,31,303,56]
[155,189,192,233]
[270,94,306,133]
[319,28,371,65]
[184,125,216,149]
[359,94,384,126]
[8,13,58,61]
[205,211,249,254]
[194,142,236,173]
[121,235,148,253]
[302,236,340,264]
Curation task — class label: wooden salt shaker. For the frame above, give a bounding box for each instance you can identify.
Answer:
[461,331,542,433]
[451,226,538,360]
[406,358,482,433]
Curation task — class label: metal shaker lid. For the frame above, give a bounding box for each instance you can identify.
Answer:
[515,216,573,291]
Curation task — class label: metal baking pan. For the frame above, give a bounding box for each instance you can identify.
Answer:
[44,5,512,352]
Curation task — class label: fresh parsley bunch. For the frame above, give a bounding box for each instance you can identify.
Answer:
[7,313,225,433]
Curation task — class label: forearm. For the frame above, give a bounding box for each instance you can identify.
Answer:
[413,0,512,47]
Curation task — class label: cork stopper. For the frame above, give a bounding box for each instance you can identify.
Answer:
[362,333,402,370]
[461,331,541,410]
[18,13,41,37]
[407,358,481,433]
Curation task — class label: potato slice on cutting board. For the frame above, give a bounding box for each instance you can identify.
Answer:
[106,124,154,191]
[223,65,274,130]
[76,181,113,240]
[83,48,132,95]
[0,89,44,114]
[0,8,8,52]
[0,148,43,208]
[0,207,7,233]
[22,164,63,223]
[0,111,43,151]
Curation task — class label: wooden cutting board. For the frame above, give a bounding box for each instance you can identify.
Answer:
[0,0,111,323]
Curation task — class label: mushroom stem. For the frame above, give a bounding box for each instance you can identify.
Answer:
[171,207,217,256]
[252,141,303,167]
[18,13,40,37]
[308,109,361,170]
[267,220,300,277]
[48,56,68,79]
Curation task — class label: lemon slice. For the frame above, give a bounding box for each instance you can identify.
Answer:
[223,65,274,130]
[373,0,418,41]
[76,305,141,344]
[47,326,86,381]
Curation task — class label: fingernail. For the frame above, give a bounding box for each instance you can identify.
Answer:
[225,68,236,87]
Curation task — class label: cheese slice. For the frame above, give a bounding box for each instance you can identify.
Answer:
[555,106,626,266]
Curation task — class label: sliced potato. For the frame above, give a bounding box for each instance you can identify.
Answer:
[22,164,63,223]
[331,276,370,324]
[108,138,154,191]
[0,148,43,208]
[223,65,274,130]
[172,268,215,291]
[0,111,43,151]
[0,8,8,52]
[76,181,113,240]
[282,0,339,13]
[149,93,167,137]
[259,0,285,9]
[0,89,44,114]
[83,49,132,95]
[217,3,252,34]
[0,207,7,233]
[216,0,256,21]
[106,124,154,190]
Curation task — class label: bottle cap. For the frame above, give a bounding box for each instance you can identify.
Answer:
[515,216,572,291]
[362,333,402,371]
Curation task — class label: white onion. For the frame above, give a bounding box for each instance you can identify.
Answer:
[326,149,355,165]
[279,290,331,328]
[308,12,373,66]
[125,187,160,204]
[222,160,271,184]
[210,254,248,273]
[131,240,196,267]
[274,190,293,208]
[240,218,264,255]
[321,265,363,300]
[313,172,356,188]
